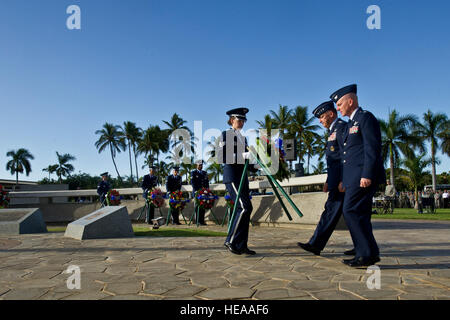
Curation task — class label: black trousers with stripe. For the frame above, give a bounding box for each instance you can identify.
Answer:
[225,181,253,251]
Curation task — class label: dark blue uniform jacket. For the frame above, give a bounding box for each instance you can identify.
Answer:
[341,108,386,188]
[326,119,347,190]
[166,175,182,193]
[191,170,209,192]
[141,174,159,191]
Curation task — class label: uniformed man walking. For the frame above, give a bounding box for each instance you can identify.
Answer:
[219,107,258,255]
[141,165,159,224]
[297,101,355,256]
[330,84,385,267]
[97,172,111,206]
[166,166,183,225]
[191,160,210,225]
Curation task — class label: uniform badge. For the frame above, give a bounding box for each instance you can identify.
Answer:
[328,132,337,141]
[330,146,335,152]
[349,126,359,134]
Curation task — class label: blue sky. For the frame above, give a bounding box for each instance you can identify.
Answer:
[0,0,449,181]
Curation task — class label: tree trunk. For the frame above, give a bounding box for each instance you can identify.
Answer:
[128,139,133,182]
[133,144,139,182]
[431,140,437,191]
[389,143,395,187]
[110,143,122,180]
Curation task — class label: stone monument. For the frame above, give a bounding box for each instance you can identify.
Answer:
[0,208,48,234]
[64,205,134,240]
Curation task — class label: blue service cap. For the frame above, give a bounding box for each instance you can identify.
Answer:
[100,172,108,177]
[172,166,180,171]
[312,101,336,118]
[330,84,357,103]
[226,107,249,120]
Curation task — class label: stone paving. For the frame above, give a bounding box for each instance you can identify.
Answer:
[0,220,449,300]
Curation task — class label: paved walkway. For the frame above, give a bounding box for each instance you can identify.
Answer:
[0,220,449,300]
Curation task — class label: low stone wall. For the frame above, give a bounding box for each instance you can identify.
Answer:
[11,192,347,229]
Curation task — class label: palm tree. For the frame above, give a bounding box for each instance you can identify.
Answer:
[163,113,196,160]
[207,163,223,183]
[95,123,126,180]
[269,105,292,139]
[315,131,329,162]
[413,110,449,191]
[312,160,327,174]
[378,110,424,188]
[6,148,34,187]
[54,152,76,183]
[401,152,431,207]
[121,121,142,183]
[180,162,195,183]
[137,125,169,166]
[302,132,320,174]
[42,164,58,180]
[438,121,450,157]
[163,113,192,145]
[287,106,320,166]
[156,161,170,186]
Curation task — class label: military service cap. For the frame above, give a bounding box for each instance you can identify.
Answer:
[226,107,249,121]
[312,101,336,118]
[330,84,357,103]
[100,172,108,177]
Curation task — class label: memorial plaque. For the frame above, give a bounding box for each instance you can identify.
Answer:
[0,208,48,234]
[64,206,134,240]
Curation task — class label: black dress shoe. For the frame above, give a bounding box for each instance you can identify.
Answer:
[346,256,380,268]
[224,242,241,255]
[344,248,356,256]
[241,248,256,255]
[297,242,321,256]
[342,257,357,265]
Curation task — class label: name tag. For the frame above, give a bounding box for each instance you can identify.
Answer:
[328,132,336,141]
[349,126,359,134]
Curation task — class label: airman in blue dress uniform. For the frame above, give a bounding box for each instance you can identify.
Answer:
[191,160,210,225]
[141,166,159,223]
[297,101,355,256]
[97,172,111,206]
[219,107,258,255]
[166,166,183,225]
[330,84,385,267]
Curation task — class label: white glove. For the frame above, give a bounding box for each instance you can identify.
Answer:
[242,152,251,160]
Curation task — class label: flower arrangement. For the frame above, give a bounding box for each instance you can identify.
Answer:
[149,188,165,208]
[195,188,218,210]
[256,135,290,181]
[106,189,121,206]
[224,193,235,211]
[169,191,189,211]
[0,185,10,209]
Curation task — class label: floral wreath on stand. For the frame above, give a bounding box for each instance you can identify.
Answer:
[0,185,10,209]
[195,188,218,210]
[169,191,190,211]
[106,189,122,206]
[148,188,165,208]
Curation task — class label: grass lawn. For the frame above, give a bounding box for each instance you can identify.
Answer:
[47,225,228,237]
[371,208,450,221]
